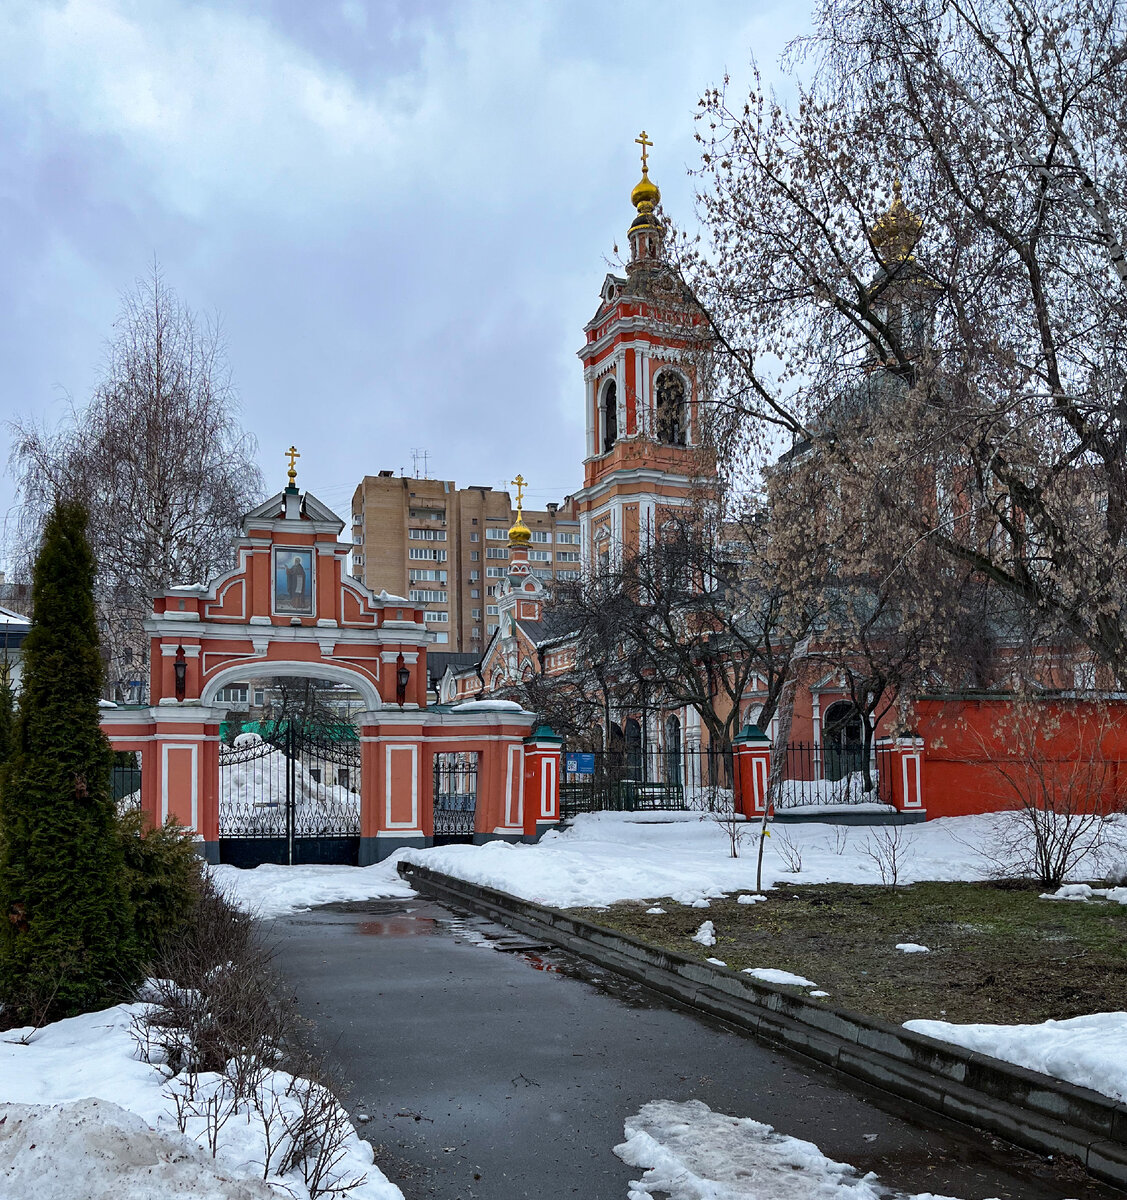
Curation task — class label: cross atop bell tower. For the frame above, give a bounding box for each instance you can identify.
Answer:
[627,130,663,271]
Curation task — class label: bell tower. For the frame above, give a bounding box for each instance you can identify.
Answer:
[572,132,711,574]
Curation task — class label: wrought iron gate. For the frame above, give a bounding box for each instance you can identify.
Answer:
[218,721,361,868]
[433,752,478,843]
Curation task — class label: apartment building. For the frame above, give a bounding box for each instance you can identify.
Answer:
[350,472,581,653]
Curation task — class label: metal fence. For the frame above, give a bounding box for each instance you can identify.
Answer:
[433,751,478,841]
[112,752,141,810]
[560,746,732,818]
[774,742,894,809]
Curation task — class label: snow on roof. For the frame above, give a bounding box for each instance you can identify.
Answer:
[0,606,30,626]
[450,700,524,712]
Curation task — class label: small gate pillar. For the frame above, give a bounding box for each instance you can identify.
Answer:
[523,725,563,841]
[359,714,430,865]
[733,722,771,818]
[876,736,925,812]
[474,731,528,844]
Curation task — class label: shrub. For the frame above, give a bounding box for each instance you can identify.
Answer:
[118,809,203,967]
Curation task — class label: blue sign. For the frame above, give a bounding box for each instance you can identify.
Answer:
[566,752,595,776]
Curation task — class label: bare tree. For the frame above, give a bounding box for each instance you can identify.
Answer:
[679,0,1127,683]
[9,264,263,697]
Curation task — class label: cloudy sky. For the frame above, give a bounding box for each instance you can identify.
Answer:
[0,0,805,563]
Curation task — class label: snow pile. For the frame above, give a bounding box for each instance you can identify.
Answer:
[742,967,820,989]
[737,894,767,904]
[0,1098,280,1199]
[614,1099,984,1199]
[1041,883,1127,904]
[210,858,414,919]
[0,1003,402,1199]
[691,920,716,947]
[905,1011,1127,1103]
[896,943,930,954]
[400,811,1006,909]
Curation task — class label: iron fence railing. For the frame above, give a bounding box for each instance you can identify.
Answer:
[774,741,893,809]
[433,751,478,839]
[560,746,732,818]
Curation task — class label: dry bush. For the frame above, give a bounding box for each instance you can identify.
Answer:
[863,824,916,885]
[772,826,803,873]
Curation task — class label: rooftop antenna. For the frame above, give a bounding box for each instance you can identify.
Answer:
[411,448,431,479]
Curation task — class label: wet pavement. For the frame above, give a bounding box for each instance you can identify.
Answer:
[271,898,1121,1199]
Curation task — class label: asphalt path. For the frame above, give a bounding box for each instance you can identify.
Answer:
[271,898,1119,1200]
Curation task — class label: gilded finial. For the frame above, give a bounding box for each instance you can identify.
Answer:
[872,176,922,265]
[508,473,531,546]
[285,445,300,488]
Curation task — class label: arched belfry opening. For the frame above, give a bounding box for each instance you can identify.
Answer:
[655,371,687,446]
[602,379,618,452]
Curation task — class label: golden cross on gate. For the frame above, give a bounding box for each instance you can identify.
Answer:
[511,473,527,513]
[636,130,653,173]
[286,445,300,484]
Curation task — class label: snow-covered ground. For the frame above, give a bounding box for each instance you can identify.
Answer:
[211,857,414,918]
[0,1003,401,1200]
[399,811,1003,909]
[615,1099,990,1199]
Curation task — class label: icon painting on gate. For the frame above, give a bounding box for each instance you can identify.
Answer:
[274,547,314,615]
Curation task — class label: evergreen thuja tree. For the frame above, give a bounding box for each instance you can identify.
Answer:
[0,501,134,1023]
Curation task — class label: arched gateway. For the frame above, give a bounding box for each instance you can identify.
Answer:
[100,470,561,865]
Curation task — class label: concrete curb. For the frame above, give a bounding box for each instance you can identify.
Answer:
[398,860,1127,1190]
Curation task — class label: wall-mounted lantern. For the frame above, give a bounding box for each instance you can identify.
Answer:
[396,653,410,707]
[174,646,187,702]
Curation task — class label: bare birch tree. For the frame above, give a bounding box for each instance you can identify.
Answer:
[9,265,263,698]
[679,0,1127,681]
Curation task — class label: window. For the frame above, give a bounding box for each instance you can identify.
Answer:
[487,624,498,634]
[556,569,580,581]
[486,527,509,540]
[354,534,364,546]
[469,570,479,581]
[409,507,445,521]
[253,689,264,706]
[487,586,498,597]
[557,531,580,545]
[432,631,449,644]
[216,684,248,704]
[486,605,499,616]
[409,568,447,583]
[528,550,551,562]
[472,626,481,638]
[470,588,480,598]
[353,555,364,566]
[486,567,506,578]
[409,547,446,561]
[470,532,480,542]
[408,528,446,541]
[409,589,447,603]
[486,547,508,559]
[556,551,580,562]
[602,379,618,452]
[531,530,551,543]
[471,608,481,619]
[532,568,552,580]
[352,513,363,526]
[424,610,448,623]
[470,551,480,561]
[655,370,687,446]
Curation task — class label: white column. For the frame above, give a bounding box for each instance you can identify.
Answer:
[639,352,650,436]
[584,376,595,458]
[615,354,627,436]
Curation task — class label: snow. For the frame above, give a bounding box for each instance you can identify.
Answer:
[905,1011,1127,1104]
[645,906,666,914]
[614,1099,986,1199]
[737,893,767,904]
[0,1004,401,1199]
[810,990,831,998]
[1041,883,1127,905]
[449,699,525,711]
[742,967,820,989]
[896,943,930,954]
[706,957,727,967]
[691,920,716,947]
[399,811,1009,910]
[210,857,414,919]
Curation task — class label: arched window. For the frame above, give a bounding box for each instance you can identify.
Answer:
[602,380,618,452]
[822,701,863,782]
[655,371,687,446]
[625,717,642,781]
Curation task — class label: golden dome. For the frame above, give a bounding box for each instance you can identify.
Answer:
[872,179,922,264]
[508,516,531,546]
[631,171,660,210]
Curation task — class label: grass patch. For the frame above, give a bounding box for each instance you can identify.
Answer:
[565,881,1127,1025]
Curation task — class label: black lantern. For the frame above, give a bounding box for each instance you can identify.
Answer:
[173,646,187,702]
[395,653,410,707]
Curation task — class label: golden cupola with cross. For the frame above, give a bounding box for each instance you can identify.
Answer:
[627,129,664,272]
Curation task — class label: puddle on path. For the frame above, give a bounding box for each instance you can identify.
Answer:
[354,915,438,937]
